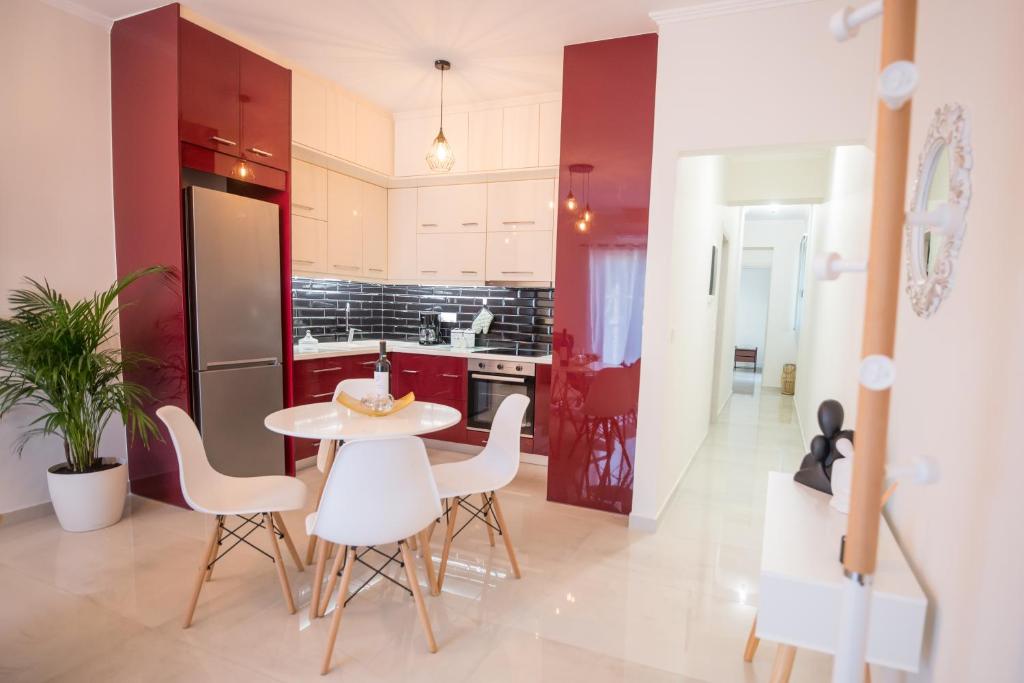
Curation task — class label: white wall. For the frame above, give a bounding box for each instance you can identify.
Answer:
[793,146,873,442]
[743,219,808,387]
[633,1,878,526]
[734,264,771,365]
[710,212,743,417]
[0,0,123,514]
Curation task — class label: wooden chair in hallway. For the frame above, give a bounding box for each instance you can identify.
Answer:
[157,406,307,628]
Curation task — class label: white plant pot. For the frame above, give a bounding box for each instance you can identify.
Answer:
[46,462,128,532]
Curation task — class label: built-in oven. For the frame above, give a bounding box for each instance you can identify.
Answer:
[466,358,535,436]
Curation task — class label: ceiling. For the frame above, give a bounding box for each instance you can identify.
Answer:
[67,0,692,112]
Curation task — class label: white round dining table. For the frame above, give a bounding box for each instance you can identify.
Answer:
[264,400,461,442]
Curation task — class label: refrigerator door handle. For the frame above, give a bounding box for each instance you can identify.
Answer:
[205,357,280,370]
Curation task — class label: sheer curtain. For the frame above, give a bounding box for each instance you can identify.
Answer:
[588,247,646,365]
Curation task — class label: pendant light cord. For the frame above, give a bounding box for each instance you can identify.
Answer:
[439,67,445,132]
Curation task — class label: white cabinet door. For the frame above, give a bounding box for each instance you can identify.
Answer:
[326,86,357,161]
[416,184,486,233]
[501,103,539,169]
[292,215,328,273]
[487,179,555,232]
[417,233,486,282]
[361,182,388,278]
[356,103,394,175]
[394,112,469,176]
[538,100,561,167]
[467,108,503,171]
[486,230,553,282]
[326,171,363,277]
[387,188,418,281]
[292,71,326,150]
[291,159,327,220]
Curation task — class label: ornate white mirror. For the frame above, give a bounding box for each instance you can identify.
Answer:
[905,103,972,317]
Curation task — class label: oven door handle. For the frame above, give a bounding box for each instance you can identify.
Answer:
[470,374,527,384]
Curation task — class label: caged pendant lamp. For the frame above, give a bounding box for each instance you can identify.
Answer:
[426,59,455,172]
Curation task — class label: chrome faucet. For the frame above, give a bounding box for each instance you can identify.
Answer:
[344,302,362,343]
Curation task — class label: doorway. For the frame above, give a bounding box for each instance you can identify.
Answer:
[734,250,772,393]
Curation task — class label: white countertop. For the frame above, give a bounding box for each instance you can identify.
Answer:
[293,339,552,365]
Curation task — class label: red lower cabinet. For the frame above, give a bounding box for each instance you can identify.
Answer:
[392,353,467,444]
[291,353,379,461]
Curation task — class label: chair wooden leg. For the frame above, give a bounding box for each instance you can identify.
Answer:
[310,537,330,621]
[743,615,760,662]
[769,644,797,683]
[263,513,296,614]
[273,512,304,573]
[418,526,438,596]
[864,663,871,683]
[489,491,521,579]
[306,442,337,565]
[319,544,347,618]
[437,496,460,590]
[481,493,496,547]
[305,534,319,567]
[204,517,223,582]
[408,533,419,551]
[184,515,222,628]
[321,547,356,676]
[400,541,438,653]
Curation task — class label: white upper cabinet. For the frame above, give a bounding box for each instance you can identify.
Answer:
[467,108,503,171]
[361,182,388,277]
[501,103,539,169]
[416,184,487,233]
[394,112,469,176]
[291,159,327,220]
[538,100,561,167]
[417,233,486,282]
[356,103,394,175]
[485,230,553,283]
[291,215,328,273]
[292,71,327,151]
[487,179,555,232]
[387,188,418,281]
[325,86,356,161]
[326,171,363,277]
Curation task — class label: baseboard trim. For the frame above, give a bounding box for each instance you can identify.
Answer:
[0,499,55,527]
[628,436,701,533]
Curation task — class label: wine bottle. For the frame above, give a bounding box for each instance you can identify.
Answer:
[374,341,390,396]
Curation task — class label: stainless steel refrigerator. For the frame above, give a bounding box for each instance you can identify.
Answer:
[185,186,284,477]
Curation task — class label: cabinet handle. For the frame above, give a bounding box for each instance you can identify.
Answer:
[441,373,461,379]
[247,147,273,157]
[461,270,478,274]
[210,135,237,146]
[420,269,438,274]
[461,222,479,226]
[401,369,419,374]
[501,270,534,275]
[292,203,315,210]
[332,264,359,270]
[293,258,315,264]
[368,268,384,272]
[360,360,376,366]
[312,391,334,398]
[502,220,535,225]
[421,223,438,227]
[312,366,343,374]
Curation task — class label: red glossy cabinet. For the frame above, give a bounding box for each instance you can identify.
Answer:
[291,353,378,461]
[178,19,290,172]
[391,353,467,444]
[239,49,290,171]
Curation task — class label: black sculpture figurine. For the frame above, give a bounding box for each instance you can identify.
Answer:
[794,399,854,495]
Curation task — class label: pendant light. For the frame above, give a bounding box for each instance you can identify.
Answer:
[565,168,578,211]
[568,164,594,232]
[426,59,455,172]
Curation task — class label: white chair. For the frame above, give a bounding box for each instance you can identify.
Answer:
[304,377,378,564]
[431,394,529,590]
[156,405,308,628]
[309,436,441,675]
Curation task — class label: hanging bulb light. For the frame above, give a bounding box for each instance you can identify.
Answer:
[575,217,588,233]
[233,159,254,182]
[565,167,577,210]
[583,204,593,223]
[582,171,593,222]
[426,59,455,172]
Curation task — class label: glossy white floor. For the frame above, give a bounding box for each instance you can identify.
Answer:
[0,382,833,682]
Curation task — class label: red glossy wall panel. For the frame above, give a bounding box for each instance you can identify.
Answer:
[239,49,291,171]
[111,4,189,507]
[546,34,658,514]
[179,19,240,155]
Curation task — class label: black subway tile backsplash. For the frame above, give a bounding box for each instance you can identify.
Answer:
[291,277,555,352]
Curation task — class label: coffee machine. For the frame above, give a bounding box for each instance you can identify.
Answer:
[418,312,442,345]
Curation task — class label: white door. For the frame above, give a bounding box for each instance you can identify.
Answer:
[387,188,418,280]
[487,179,555,231]
[501,103,539,169]
[292,70,326,151]
[486,230,553,282]
[538,100,561,167]
[467,108,503,171]
[361,182,388,277]
[356,103,394,175]
[291,159,327,220]
[326,172,363,276]
[326,86,357,162]
[291,215,327,273]
[417,233,485,282]
[417,184,486,233]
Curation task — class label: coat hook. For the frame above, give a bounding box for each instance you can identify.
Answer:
[830,0,883,42]
[814,252,868,281]
[906,203,965,238]
[879,60,919,110]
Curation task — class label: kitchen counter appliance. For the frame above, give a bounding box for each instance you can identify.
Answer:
[467,358,535,436]
[418,312,442,345]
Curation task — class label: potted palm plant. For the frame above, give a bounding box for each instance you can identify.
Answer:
[0,268,163,532]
